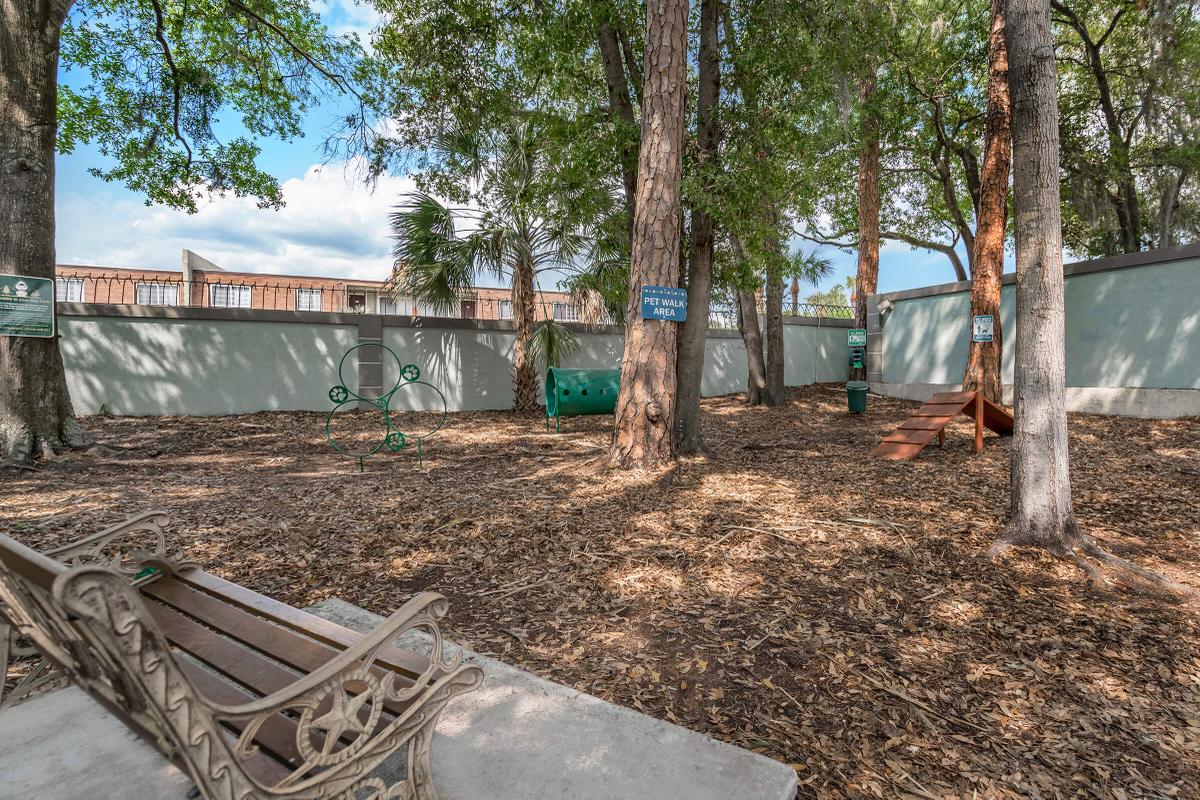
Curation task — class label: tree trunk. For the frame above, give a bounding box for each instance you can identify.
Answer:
[736,285,767,405]
[852,68,881,383]
[510,257,538,412]
[963,0,1011,405]
[1159,167,1187,248]
[993,0,1081,554]
[0,0,89,465]
[608,0,687,469]
[597,14,639,238]
[763,249,785,405]
[675,0,720,454]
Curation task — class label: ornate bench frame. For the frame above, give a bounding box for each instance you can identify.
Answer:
[0,511,483,800]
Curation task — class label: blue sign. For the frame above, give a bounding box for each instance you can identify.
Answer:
[640,285,687,322]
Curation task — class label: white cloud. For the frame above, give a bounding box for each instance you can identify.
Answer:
[315,0,385,50]
[56,159,417,281]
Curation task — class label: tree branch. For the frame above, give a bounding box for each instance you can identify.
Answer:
[615,23,643,105]
[794,230,856,248]
[1095,5,1128,48]
[224,0,357,96]
[881,230,968,281]
[148,0,192,173]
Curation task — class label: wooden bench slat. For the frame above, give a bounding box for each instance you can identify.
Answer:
[175,652,303,778]
[147,581,352,677]
[145,580,422,702]
[151,602,394,772]
[0,534,65,589]
[171,570,429,679]
[146,599,306,699]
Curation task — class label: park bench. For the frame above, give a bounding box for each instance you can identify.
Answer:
[0,510,483,800]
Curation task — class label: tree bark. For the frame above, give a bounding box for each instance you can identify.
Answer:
[1,0,90,465]
[963,0,1011,405]
[1159,167,1187,248]
[608,0,687,469]
[993,0,1082,554]
[510,256,537,412]
[852,67,881,382]
[763,240,785,405]
[675,0,720,454]
[597,15,639,238]
[736,284,767,406]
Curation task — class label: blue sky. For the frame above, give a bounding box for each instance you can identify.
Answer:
[53,1,979,297]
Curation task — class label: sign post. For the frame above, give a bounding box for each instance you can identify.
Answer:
[972,314,994,343]
[0,275,55,338]
[640,285,687,321]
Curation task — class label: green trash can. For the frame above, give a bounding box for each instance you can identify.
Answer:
[846,381,869,414]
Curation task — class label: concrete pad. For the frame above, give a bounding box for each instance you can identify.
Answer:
[307,598,797,800]
[0,599,797,800]
[0,686,193,800]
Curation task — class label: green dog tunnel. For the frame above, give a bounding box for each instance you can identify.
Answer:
[545,367,621,430]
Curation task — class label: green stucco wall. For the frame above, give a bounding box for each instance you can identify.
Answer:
[882,258,1199,390]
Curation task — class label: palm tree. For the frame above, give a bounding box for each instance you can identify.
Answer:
[388,124,583,412]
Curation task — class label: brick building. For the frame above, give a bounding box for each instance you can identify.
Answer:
[54,250,594,322]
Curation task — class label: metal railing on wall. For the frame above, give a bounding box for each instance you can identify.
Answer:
[52,273,609,324]
[54,273,851,329]
[707,302,855,330]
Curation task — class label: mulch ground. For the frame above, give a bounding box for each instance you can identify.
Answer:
[3,385,1199,799]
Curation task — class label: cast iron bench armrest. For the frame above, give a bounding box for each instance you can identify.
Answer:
[44,509,196,582]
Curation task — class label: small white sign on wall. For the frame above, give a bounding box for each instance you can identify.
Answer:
[972,314,994,343]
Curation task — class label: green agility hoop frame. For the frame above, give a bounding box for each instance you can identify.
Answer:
[325,343,448,471]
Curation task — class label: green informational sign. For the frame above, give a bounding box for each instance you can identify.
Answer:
[0,275,55,338]
[847,328,867,347]
[972,314,994,343]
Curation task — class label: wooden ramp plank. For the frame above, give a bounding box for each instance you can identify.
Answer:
[982,396,1014,434]
[871,441,925,460]
[882,428,940,445]
[898,417,954,431]
[910,403,971,417]
[870,391,1014,461]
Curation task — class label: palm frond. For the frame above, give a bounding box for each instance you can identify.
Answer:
[529,318,581,369]
[389,192,478,312]
[787,249,836,286]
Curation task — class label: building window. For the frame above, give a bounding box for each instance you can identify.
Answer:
[552,302,580,322]
[498,300,514,320]
[296,288,323,311]
[209,284,252,308]
[136,282,178,306]
[56,277,84,302]
[379,296,400,315]
[347,291,367,312]
[412,300,443,317]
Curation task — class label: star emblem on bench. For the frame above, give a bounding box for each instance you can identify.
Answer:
[308,682,376,755]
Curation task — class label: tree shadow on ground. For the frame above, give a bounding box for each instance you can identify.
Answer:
[2,385,1197,799]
